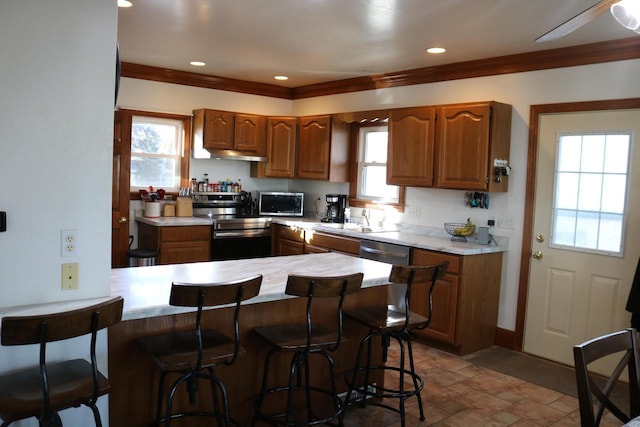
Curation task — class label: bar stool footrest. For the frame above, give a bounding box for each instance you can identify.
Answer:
[255,385,344,426]
[345,365,424,401]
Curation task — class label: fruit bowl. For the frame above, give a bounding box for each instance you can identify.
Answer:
[444,222,476,242]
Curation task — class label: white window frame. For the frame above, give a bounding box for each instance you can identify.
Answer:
[356,125,399,204]
[130,115,184,193]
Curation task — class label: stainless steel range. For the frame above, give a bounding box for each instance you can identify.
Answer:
[193,191,272,260]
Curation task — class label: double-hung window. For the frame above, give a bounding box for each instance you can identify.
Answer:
[349,123,404,209]
[130,113,190,193]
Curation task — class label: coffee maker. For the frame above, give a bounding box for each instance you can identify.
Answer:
[322,194,347,223]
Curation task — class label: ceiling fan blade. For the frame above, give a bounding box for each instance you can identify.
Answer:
[536,0,618,43]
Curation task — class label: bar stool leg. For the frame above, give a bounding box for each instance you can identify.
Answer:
[405,333,425,422]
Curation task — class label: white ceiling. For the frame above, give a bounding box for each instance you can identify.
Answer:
[117,0,637,88]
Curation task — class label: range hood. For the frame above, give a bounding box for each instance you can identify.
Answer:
[207,149,266,162]
[194,146,266,162]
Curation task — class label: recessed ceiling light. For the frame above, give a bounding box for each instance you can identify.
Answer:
[274,75,289,81]
[118,0,132,7]
[190,61,206,67]
[426,47,446,54]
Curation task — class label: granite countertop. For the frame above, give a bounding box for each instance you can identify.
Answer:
[111,252,392,321]
[135,215,507,256]
[272,218,507,256]
[0,253,391,327]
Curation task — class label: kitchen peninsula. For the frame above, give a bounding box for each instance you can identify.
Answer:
[108,252,392,426]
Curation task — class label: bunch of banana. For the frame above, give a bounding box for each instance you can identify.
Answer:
[454,218,474,236]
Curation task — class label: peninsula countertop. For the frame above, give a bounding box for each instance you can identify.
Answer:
[136,215,507,256]
[0,253,391,324]
[111,252,392,321]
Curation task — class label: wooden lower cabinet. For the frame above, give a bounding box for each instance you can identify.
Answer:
[410,248,502,355]
[137,222,211,264]
[272,224,360,256]
[271,223,305,255]
[304,230,359,255]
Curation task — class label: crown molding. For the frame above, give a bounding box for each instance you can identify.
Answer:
[121,37,640,100]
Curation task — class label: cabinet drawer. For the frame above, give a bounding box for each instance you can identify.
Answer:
[160,226,211,242]
[307,231,360,255]
[274,224,305,242]
[411,248,460,275]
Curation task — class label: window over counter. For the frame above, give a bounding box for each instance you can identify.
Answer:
[348,121,405,211]
[124,110,192,199]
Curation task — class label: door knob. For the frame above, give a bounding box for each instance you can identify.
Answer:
[532,251,543,260]
[535,233,544,243]
[118,217,128,224]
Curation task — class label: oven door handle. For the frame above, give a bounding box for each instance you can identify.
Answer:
[214,230,271,238]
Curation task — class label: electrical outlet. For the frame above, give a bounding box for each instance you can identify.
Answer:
[61,230,78,257]
[406,206,421,219]
[61,263,79,290]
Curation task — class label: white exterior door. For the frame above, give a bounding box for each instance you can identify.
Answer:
[524,110,640,368]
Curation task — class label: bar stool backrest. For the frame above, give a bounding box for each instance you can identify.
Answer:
[285,272,364,352]
[2,297,124,345]
[169,274,263,367]
[388,261,449,331]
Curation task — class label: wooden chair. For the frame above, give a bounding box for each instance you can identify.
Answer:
[574,328,640,426]
[343,262,448,427]
[252,272,364,427]
[0,296,124,427]
[137,275,262,426]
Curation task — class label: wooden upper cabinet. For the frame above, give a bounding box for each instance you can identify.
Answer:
[235,113,266,155]
[193,109,266,155]
[252,117,297,178]
[297,115,349,181]
[435,101,512,192]
[194,109,235,150]
[387,106,437,187]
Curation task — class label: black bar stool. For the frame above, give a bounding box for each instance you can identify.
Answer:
[343,262,448,427]
[252,272,364,426]
[0,297,124,426]
[138,275,262,426]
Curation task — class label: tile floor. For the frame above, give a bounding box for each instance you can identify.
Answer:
[341,340,623,426]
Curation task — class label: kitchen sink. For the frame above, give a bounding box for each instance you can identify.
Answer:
[317,223,398,233]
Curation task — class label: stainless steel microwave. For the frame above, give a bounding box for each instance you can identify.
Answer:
[258,192,304,216]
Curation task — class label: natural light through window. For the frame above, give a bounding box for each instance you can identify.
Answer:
[551,132,630,255]
[130,116,183,191]
[357,126,399,203]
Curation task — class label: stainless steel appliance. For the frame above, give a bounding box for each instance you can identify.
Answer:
[321,194,347,223]
[193,191,272,260]
[258,192,304,217]
[359,239,411,311]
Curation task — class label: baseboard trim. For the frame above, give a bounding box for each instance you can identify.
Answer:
[495,327,520,351]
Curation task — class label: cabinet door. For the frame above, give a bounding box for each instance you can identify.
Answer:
[277,239,305,255]
[410,273,459,345]
[387,107,436,187]
[202,110,234,150]
[435,103,491,190]
[235,113,266,155]
[297,115,331,180]
[265,117,297,178]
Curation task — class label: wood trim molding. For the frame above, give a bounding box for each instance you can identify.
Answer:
[514,97,640,351]
[120,62,293,100]
[122,37,640,100]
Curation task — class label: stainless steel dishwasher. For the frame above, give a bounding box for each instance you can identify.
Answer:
[359,239,411,310]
